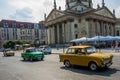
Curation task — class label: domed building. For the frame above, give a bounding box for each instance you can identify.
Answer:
[45,0,116,45]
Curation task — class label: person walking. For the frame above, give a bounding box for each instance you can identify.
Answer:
[115,41,119,52]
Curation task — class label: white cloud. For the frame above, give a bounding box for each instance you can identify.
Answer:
[0,0,119,22]
[116,6,120,18]
[9,7,34,22]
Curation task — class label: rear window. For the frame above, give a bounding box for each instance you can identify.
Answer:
[66,48,75,54]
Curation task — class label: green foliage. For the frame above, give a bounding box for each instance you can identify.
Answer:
[3,40,33,49]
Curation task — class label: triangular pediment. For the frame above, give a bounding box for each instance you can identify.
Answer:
[46,9,65,22]
[94,7,114,18]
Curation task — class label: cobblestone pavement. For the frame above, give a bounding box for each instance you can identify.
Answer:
[0,48,120,80]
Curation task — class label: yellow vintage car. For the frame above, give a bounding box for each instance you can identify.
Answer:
[3,49,15,56]
[59,45,113,71]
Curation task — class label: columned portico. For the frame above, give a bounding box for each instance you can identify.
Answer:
[45,0,116,45]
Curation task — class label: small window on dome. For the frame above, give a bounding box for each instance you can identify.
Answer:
[77,0,81,3]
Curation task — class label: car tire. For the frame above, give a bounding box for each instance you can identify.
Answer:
[30,58,33,61]
[4,54,6,56]
[23,57,28,61]
[64,60,71,68]
[41,58,43,61]
[89,62,98,71]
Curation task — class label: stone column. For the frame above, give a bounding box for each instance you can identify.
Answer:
[50,27,52,44]
[112,23,116,36]
[65,22,68,42]
[62,22,65,43]
[52,25,55,44]
[57,23,60,44]
[45,27,49,44]
[68,17,74,41]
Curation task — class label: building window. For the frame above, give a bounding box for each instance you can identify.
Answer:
[74,24,78,28]
[75,34,78,39]
[3,22,8,27]
[81,8,83,12]
[75,8,77,11]
[116,30,120,36]
[12,22,16,28]
[27,24,32,28]
[20,24,24,28]
[77,0,81,3]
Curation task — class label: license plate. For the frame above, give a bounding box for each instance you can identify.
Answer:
[106,63,112,67]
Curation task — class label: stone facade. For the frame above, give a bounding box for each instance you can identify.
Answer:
[0,20,45,47]
[45,0,116,45]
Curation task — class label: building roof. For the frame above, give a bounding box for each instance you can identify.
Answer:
[0,19,34,28]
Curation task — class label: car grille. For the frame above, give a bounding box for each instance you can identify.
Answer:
[104,58,111,64]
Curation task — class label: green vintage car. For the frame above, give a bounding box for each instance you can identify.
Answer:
[21,48,44,61]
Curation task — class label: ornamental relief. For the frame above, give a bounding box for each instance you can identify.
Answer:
[47,11,65,22]
[94,9,113,18]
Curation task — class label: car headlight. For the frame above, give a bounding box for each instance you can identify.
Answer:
[101,58,106,64]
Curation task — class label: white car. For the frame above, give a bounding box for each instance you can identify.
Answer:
[39,46,52,54]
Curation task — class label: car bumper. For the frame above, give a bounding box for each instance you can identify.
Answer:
[100,62,113,68]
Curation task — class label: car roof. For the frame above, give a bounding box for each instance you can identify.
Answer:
[69,45,91,49]
[26,47,35,50]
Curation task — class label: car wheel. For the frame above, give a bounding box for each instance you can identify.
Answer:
[23,57,28,61]
[64,60,71,68]
[41,58,43,61]
[30,58,33,61]
[89,62,98,71]
[4,54,6,56]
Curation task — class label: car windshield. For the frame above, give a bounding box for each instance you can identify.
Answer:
[26,49,38,52]
[39,46,50,49]
[4,49,11,52]
[86,47,96,54]
[39,46,44,49]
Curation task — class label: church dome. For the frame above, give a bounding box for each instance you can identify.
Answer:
[65,0,93,10]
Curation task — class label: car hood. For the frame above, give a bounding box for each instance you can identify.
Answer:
[89,52,113,59]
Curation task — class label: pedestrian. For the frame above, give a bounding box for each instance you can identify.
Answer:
[56,44,59,50]
[115,41,119,52]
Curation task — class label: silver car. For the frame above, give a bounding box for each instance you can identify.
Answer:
[39,46,52,54]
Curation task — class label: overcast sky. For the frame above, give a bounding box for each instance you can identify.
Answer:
[0,0,120,23]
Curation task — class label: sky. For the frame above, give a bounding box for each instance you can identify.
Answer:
[0,0,120,23]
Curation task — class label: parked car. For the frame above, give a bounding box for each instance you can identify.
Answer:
[0,48,4,52]
[39,46,52,54]
[21,48,44,61]
[59,45,113,71]
[3,49,15,56]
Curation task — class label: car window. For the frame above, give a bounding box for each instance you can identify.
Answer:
[86,47,96,54]
[75,48,86,54]
[66,48,75,54]
[26,49,36,53]
[44,46,47,48]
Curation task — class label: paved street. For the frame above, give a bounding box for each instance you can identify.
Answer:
[0,49,120,80]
